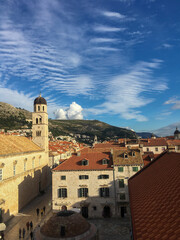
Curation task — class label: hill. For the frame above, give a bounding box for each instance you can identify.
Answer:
[0,102,137,140]
[0,102,32,129]
[49,119,137,140]
[153,122,180,137]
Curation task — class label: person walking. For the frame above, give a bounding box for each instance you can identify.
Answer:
[26,221,30,231]
[30,231,33,240]
[36,208,39,216]
[43,206,46,215]
[41,208,43,217]
[19,228,21,238]
[22,228,26,238]
[30,221,33,231]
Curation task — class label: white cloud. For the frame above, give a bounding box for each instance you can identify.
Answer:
[162,43,173,48]
[164,98,180,109]
[54,102,83,120]
[90,38,119,43]
[93,25,126,32]
[0,87,35,111]
[86,60,168,121]
[102,11,126,19]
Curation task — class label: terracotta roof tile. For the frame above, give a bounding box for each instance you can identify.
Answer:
[0,135,42,155]
[113,149,143,165]
[53,152,113,171]
[142,138,167,147]
[128,152,180,240]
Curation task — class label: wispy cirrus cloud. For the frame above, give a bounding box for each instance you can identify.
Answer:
[93,25,126,32]
[164,98,180,109]
[101,11,126,19]
[87,60,168,121]
[90,38,119,43]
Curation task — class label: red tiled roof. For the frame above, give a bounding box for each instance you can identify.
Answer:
[53,152,113,171]
[94,143,121,149]
[128,151,180,240]
[142,138,167,147]
[167,139,180,146]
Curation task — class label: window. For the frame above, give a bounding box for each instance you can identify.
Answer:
[38,106,40,111]
[58,188,67,198]
[13,165,16,176]
[146,148,149,152]
[78,188,88,197]
[132,167,138,172]
[43,106,45,111]
[102,159,109,165]
[132,151,135,157]
[82,159,88,166]
[120,193,126,200]
[0,169,2,181]
[40,118,42,123]
[99,188,109,197]
[124,153,128,159]
[61,176,66,180]
[79,175,89,179]
[36,118,38,124]
[32,160,35,168]
[24,162,26,171]
[119,179,124,188]
[98,175,109,179]
[36,131,41,137]
[118,167,124,172]
[155,147,158,152]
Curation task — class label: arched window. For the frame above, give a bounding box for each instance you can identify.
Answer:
[38,106,40,111]
[40,118,42,123]
[43,106,45,111]
[36,118,38,124]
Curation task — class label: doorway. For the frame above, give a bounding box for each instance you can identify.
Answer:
[81,207,88,218]
[103,206,111,218]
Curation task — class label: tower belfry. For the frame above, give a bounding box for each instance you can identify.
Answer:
[32,94,48,152]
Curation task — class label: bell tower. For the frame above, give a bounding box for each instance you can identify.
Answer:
[32,94,48,152]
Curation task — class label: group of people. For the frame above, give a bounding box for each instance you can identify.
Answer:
[18,206,46,239]
[36,206,46,217]
[19,221,33,239]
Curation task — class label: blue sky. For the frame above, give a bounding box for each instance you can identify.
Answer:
[0,0,180,132]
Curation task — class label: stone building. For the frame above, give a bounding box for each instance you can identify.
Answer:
[52,147,143,218]
[0,95,49,223]
[52,152,115,218]
[112,148,143,217]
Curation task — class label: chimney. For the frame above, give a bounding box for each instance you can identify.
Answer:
[77,151,81,156]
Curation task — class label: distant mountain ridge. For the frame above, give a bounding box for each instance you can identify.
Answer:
[153,122,180,137]
[0,102,137,140]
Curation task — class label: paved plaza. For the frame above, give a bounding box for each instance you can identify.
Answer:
[89,217,131,240]
[4,186,131,240]
[4,186,52,240]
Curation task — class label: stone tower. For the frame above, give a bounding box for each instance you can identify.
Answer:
[32,94,48,152]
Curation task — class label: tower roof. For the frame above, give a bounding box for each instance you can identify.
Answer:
[174,127,180,135]
[34,94,47,105]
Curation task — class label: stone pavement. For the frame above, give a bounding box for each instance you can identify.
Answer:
[88,217,131,240]
[4,186,52,240]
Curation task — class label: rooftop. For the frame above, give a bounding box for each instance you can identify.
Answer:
[128,151,180,240]
[53,152,113,171]
[0,135,42,156]
[113,149,143,166]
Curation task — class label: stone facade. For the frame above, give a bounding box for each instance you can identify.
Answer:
[52,169,115,218]
[52,148,143,218]
[0,95,49,223]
